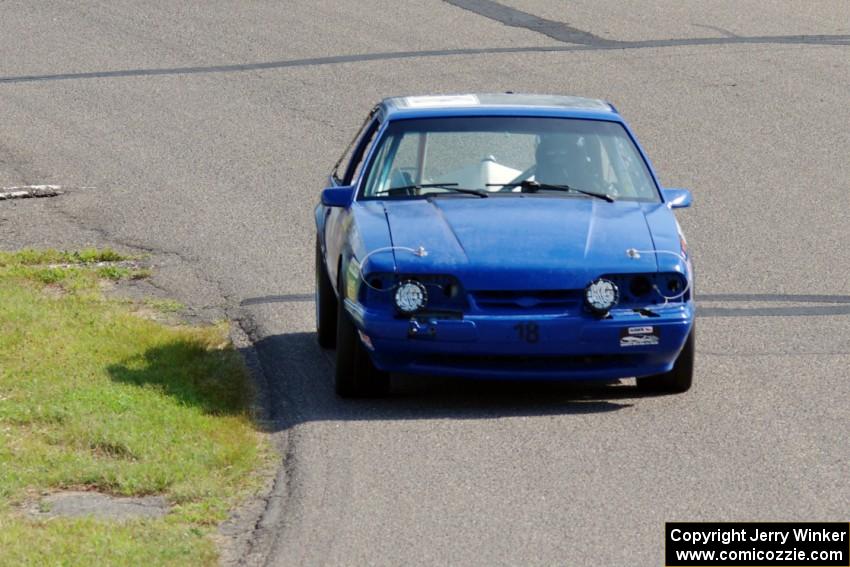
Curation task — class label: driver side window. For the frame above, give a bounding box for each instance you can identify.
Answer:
[334,115,380,185]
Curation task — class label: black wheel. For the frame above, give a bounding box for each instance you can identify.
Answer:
[315,239,337,348]
[636,327,694,394]
[334,278,390,398]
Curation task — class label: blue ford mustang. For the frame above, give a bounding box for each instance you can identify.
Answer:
[315,94,694,397]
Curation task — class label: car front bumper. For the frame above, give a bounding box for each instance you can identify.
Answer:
[346,300,695,380]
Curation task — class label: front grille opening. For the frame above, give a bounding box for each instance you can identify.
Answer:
[470,289,582,311]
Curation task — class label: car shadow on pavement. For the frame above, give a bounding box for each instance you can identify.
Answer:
[238,292,850,432]
[245,332,662,432]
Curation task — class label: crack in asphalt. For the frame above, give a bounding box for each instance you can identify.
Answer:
[49,202,232,311]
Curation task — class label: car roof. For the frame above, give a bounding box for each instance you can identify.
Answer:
[379,93,620,121]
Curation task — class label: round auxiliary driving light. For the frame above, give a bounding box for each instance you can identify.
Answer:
[394,280,428,314]
[585,278,620,314]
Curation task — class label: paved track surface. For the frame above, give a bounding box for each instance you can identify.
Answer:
[2,2,848,565]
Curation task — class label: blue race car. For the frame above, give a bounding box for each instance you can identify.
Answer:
[315,94,694,397]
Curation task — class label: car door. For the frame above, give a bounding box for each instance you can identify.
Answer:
[323,109,381,287]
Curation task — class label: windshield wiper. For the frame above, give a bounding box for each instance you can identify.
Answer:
[376,183,488,198]
[486,180,615,203]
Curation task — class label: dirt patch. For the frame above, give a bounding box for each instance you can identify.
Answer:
[41,283,66,299]
[27,491,169,521]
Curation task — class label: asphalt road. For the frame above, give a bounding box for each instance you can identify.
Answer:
[2,2,849,565]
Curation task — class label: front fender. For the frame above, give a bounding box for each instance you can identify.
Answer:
[337,202,395,301]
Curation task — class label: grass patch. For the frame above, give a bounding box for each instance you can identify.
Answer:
[96,265,151,281]
[0,248,149,294]
[0,518,218,566]
[143,298,185,314]
[0,247,129,267]
[0,249,268,566]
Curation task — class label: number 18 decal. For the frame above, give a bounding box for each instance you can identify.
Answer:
[513,322,539,343]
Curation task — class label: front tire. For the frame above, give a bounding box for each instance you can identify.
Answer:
[334,282,390,398]
[636,327,694,394]
[315,239,337,348]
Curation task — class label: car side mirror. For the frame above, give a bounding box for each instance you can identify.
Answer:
[662,188,692,209]
[321,186,354,208]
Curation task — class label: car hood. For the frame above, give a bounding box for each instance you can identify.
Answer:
[381,196,661,290]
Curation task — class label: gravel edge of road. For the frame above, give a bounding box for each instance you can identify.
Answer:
[218,321,292,567]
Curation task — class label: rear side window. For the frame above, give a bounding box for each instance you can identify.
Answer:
[346,123,379,183]
[333,111,380,185]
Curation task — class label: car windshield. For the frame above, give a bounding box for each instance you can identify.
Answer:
[360,116,660,202]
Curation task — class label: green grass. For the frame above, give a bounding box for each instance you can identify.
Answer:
[0,248,149,292]
[96,265,151,281]
[0,250,268,566]
[0,247,129,267]
[0,518,218,566]
[143,298,186,314]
